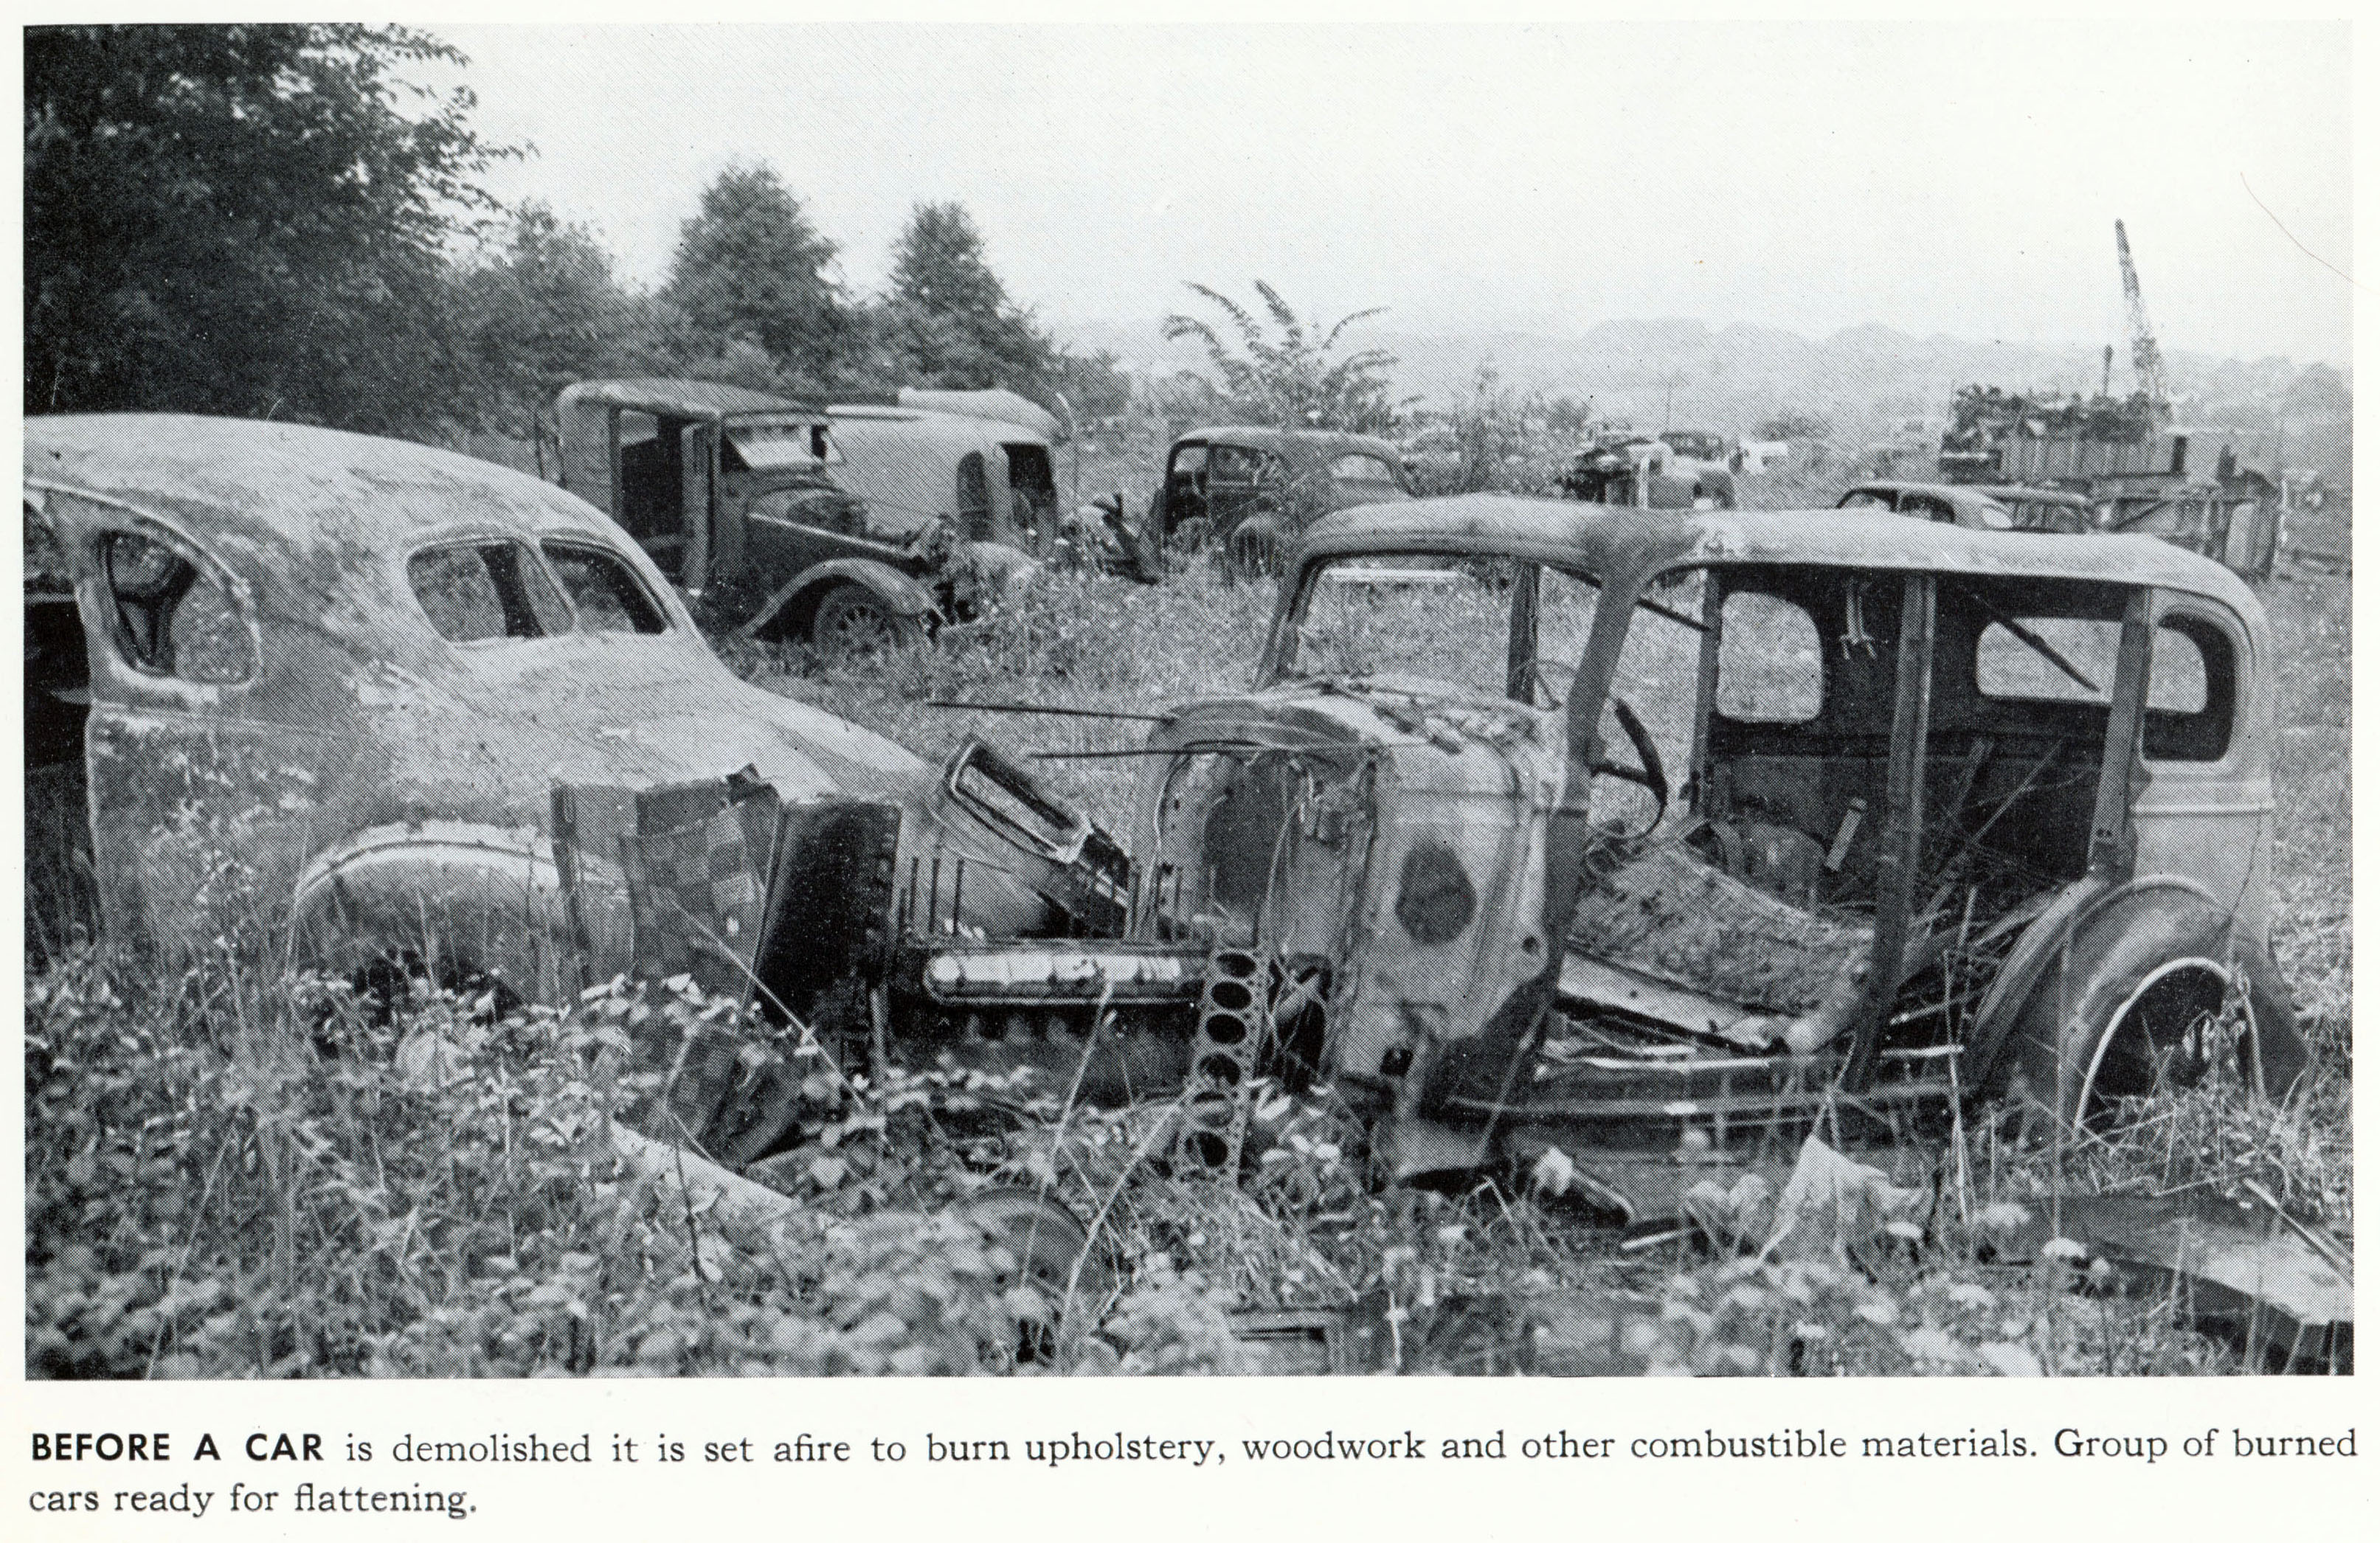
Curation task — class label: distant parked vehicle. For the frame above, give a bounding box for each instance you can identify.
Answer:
[1658,429,1732,465]
[1973,485,2100,535]
[556,379,1037,661]
[1561,429,1737,510]
[1837,481,2102,536]
[1150,426,1414,574]
[1836,481,2017,531]
[1734,439,1793,476]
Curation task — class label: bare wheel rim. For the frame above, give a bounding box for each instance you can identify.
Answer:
[820,592,901,658]
[2072,957,2244,1128]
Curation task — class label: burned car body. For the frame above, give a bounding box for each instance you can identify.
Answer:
[22,415,1051,994]
[886,496,2305,1196]
[1563,430,1737,511]
[1151,427,1413,571]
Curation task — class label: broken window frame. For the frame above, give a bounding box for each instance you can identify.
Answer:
[1266,551,1611,704]
[91,524,257,686]
[539,538,672,636]
[722,412,840,471]
[406,538,575,646]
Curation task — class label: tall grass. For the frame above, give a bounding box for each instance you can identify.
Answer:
[26,521,2350,1376]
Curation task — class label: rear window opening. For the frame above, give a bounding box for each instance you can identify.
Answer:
[542,541,668,634]
[1975,614,2229,760]
[411,540,668,643]
[725,417,837,471]
[408,542,570,643]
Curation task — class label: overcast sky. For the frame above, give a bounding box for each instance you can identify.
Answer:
[440,21,2353,365]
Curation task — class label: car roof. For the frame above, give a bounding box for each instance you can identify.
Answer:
[25,414,635,556]
[1297,494,2260,611]
[558,378,823,420]
[1976,484,2095,508]
[1173,426,1405,465]
[827,406,1028,451]
[1840,480,2001,507]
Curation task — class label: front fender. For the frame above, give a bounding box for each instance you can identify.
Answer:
[290,822,586,1002]
[738,558,938,642]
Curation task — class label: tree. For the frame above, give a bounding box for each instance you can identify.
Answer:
[24,24,511,436]
[874,201,1056,395]
[1161,281,1405,434]
[1756,410,1834,443]
[2283,363,2349,420]
[660,164,851,392]
[1045,348,1134,426]
[457,203,659,471]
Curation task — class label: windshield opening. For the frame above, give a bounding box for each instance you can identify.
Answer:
[1278,554,1603,704]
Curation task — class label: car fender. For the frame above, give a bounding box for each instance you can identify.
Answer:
[1225,513,1290,578]
[1967,874,2302,1114]
[737,558,938,644]
[289,821,585,1002]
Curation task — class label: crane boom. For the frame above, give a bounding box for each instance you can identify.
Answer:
[2114,219,2169,409]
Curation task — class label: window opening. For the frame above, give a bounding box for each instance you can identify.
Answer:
[955,451,994,541]
[409,542,570,643]
[1210,445,1262,483]
[1716,590,1823,721]
[543,541,668,634]
[97,531,251,683]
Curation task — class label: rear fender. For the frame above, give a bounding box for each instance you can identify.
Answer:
[290,822,583,1003]
[1966,874,2223,1089]
[738,558,937,644]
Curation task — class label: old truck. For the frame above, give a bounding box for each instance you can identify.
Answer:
[842,496,2305,1202]
[555,379,1042,659]
[21,415,1051,992]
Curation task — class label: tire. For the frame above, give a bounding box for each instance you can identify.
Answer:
[809,582,921,664]
[2002,892,2307,1131]
[1223,516,1286,581]
[954,1189,1114,1306]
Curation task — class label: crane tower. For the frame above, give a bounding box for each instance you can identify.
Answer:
[2114,219,2169,409]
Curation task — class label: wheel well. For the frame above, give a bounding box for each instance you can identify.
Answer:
[753,580,834,645]
[2072,954,2238,1118]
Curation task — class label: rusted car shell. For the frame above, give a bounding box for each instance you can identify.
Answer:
[1177,426,1414,479]
[1155,427,1414,541]
[1835,480,2016,530]
[1269,496,2282,1153]
[24,415,1046,991]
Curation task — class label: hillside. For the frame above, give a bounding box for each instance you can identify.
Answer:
[1058,316,2351,482]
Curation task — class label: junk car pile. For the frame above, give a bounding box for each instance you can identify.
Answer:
[25,422,2308,1220]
